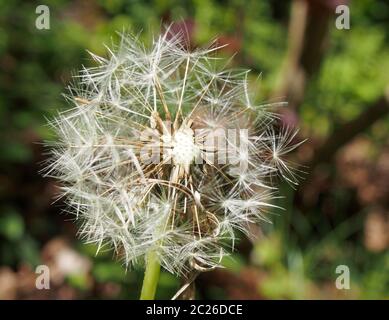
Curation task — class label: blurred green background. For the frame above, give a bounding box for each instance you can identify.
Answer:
[0,0,388,299]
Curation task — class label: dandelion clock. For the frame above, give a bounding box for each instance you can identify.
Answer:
[43,28,303,300]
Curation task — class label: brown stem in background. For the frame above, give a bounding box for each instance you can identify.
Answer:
[297,86,389,209]
[272,0,335,112]
[309,88,389,168]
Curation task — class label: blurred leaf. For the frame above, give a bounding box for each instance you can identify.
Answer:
[67,274,90,291]
[93,262,126,282]
[0,209,24,241]
[0,142,32,163]
[221,254,245,273]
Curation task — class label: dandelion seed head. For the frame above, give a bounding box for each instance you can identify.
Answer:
[43,28,303,276]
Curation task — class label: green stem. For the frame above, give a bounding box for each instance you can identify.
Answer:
[140,250,161,300]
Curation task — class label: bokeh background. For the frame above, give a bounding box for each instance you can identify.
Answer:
[0,0,388,299]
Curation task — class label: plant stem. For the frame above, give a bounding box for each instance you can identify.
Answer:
[140,250,161,300]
